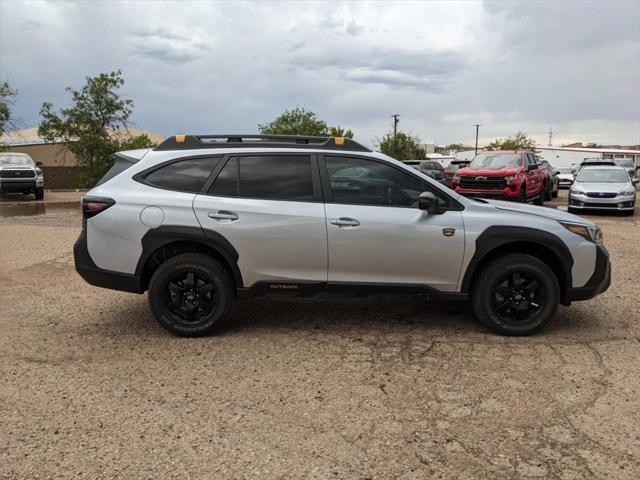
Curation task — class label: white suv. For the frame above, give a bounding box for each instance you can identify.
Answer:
[74,135,611,336]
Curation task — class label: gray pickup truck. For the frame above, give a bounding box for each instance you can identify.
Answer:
[0,152,45,200]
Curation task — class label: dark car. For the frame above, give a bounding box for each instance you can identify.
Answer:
[403,160,444,181]
[539,159,559,199]
[442,160,470,187]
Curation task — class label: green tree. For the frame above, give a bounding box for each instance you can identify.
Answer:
[486,131,536,151]
[259,107,353,138]
[0,81,19,148]
[378,132,426,160]
[38,70,156,187]
[584,142,603,148]
[438,142,465,152]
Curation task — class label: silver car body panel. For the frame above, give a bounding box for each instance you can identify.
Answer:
[82,146,601,290]
[570,167,636,211]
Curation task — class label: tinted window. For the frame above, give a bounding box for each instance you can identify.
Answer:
[421,161,443,170]
[326,156,432,207]
[238,155,314,201]
[469,154,521,170]
[209,158,238,196]
[144,157,219,193]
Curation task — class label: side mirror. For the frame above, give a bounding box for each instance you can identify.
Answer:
[35,161,43,166]
[527,164,538,171]
[418,191,443,214]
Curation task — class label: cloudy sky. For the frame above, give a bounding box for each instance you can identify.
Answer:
[1,0,639,148]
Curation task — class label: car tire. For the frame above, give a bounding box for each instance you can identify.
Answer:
[471,253,559,336]
[544,182,552,201]
[35,187,44,200]
[552,182,559,198]
[534,189,544,206]
[148,252,235,337]
[518,188,527,203]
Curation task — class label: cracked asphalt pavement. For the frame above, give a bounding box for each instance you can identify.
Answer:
[1,191,639,479]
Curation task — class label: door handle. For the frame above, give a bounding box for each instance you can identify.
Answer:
[330,217,360,227]
[208,210,239,221]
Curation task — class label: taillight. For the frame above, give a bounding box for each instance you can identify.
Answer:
[82,196,115,222]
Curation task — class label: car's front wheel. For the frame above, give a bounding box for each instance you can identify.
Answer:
[35,187,44,200]
[148,252,235,336]
[471,253,559,336]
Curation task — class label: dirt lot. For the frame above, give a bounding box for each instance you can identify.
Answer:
[1,190,639,479]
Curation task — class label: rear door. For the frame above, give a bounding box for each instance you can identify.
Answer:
[320,155,465,291]
[525,153,541,195]
[193,154,328,288]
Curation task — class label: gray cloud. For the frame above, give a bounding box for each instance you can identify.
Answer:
[0,0,638,147]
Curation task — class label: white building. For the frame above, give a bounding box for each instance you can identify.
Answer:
[535,146,640,168]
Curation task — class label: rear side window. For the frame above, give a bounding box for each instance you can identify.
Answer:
[143,157,220,193]
[238,155,314,201]
[209,158,238,196]
[97,154,139,186]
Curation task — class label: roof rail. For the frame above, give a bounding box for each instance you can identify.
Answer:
[154,134,371,152]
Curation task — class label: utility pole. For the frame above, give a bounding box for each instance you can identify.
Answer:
[474,124,482,155]
[391,114,400,137]
[548,127,553,147]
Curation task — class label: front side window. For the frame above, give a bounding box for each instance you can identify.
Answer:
[143,157,220,193]
[238,155,314,201]
[325,156,431,207]
[468,154,521,170]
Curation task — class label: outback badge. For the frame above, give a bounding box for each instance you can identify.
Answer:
[442,228,456,237]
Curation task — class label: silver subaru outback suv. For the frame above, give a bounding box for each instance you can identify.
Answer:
[74,134,610,337]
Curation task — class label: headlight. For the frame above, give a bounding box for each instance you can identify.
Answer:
[619,190,635,196]
[560,221,603,243]
[570,188,585,195]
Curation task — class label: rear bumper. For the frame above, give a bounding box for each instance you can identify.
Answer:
[74,229,143,293]
[564,244,611,302]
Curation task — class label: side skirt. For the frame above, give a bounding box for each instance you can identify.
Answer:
[237,281,468,301]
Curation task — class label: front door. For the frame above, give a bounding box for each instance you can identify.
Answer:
[321,155,465,291]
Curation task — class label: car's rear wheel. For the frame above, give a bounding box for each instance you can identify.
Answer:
[148,252,234,336]
[534,188,545,206]
[544,181,552,201]
[471,253,559,336]
[35,187,44,200]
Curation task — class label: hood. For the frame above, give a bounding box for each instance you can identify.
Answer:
[457,166,519,176]
[572,181,631,193]
[480,198,595,225]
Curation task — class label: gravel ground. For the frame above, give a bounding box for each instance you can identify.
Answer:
[0,190,638,479]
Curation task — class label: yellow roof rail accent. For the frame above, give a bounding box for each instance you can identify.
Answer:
[334,136,345,145]
[175,134,186,143]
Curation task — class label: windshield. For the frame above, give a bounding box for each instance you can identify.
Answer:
[557,167,575,174]
[614,159,634,168]
[0,154,35,166]
[421,162,442,170]
[576,168,629,183]
[468,153,521,170]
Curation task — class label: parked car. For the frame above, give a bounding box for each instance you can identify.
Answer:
[613,158,637,180]
[568,165,637,215]
[0,152,45,200]
[452,151,547,204]
[555,167,577,188]
[538,160,559,200]
[74,134,610,337]
[579,158,615,169]
[442,160,470,187]
[403,160,444,181]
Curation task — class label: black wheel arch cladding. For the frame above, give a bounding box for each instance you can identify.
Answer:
[136,225,244,289]
[461,226,573,296]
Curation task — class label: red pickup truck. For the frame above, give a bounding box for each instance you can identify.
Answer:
[451,150,548,204]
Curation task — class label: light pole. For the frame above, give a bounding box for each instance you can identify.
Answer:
[474,124,482,155]
[391,114,400,137]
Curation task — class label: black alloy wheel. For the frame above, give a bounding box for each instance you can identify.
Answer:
[471,253,559,335]
[148,252,234,336]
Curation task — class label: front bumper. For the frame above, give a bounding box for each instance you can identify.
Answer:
[74,228,143,293]
[454,186,521,199]
[0,179,37,192]
[564,244,611,302]
[569,193,635,210]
